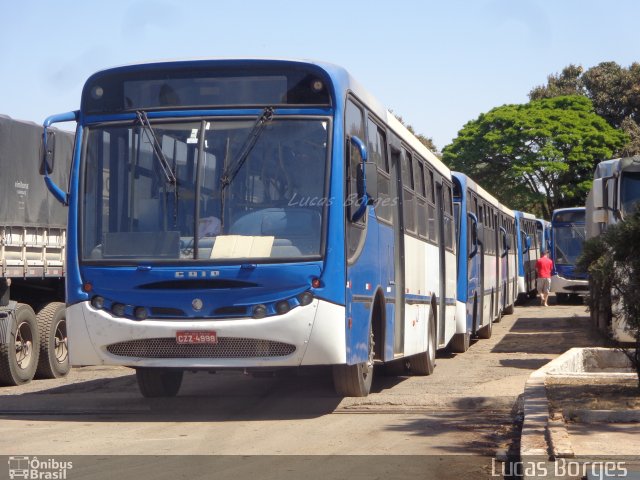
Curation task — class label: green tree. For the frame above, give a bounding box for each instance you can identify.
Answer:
[529,64,585,100]
[530,61,640,155]
[442,96,627,218]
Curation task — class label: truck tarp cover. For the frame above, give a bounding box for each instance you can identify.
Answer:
[0,115,73,228]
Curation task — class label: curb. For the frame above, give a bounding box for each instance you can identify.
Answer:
[519,348,637,480]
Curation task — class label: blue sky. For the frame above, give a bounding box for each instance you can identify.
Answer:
[2,0,638,149]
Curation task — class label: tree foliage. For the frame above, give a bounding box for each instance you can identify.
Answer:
[442,96,627,218]
[530,61,640,155]
[577,209,640,387]
[392,113,440,156]
[529,64,584,100]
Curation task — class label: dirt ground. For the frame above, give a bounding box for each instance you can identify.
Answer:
[547,381,640,420]
[0,295,607,478]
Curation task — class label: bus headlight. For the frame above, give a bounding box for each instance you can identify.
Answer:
[91,296,105,310]
[252,304,267,319]
[112,303,126,317]
[276,301,290,315]
[134,307,148,320]
[297,292,314,306]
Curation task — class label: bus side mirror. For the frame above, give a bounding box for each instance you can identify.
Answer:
[468,212,478,258]
[40,129,56,175]
[525,235,531,250]
[41,111,78,206]
[592,178,604,209]
[349,135,373,222]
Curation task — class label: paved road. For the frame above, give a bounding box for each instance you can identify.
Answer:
[0,297,605,479]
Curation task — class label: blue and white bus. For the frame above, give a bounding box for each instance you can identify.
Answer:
[498,204,518,317]
[514,211,541,302]
[550,207,588,302]
[41,59,459,397]
[536,218,552,255]
[451,173,516,351]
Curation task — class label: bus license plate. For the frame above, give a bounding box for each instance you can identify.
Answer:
[176,331,218,344]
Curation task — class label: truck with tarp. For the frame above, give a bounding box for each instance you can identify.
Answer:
[0,115,73,385]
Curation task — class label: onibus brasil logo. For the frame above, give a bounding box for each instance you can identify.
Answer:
[8,456,73,479]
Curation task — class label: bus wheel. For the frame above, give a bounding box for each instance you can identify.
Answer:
[477,315,493,340]
[450,332,470,353]
[556,293,568,304]
[410,308,436,375]
[35,302,70,379]
[136,368,183,397]
[503,303,515,315]
[332,327,374,397]
[0,304,39,386]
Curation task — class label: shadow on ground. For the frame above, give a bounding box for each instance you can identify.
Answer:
[0,365,410,423]
[491,313,605,355]
[383,394,524,456]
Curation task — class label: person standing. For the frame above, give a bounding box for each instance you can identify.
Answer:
[535,250,554,306]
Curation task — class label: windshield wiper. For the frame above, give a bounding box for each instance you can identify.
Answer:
[220,106,274,189]
[136,110,176,185]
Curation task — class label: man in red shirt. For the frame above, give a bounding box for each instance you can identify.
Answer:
[535,250,554,306]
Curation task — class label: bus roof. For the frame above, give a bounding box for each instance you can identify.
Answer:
[82,58,451,178]
[594,156,640,178]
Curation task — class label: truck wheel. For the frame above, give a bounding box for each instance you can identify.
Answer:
[0,304,39,386]
[35,302,70,379]
[332,326,374,397]
[136,368,183,397]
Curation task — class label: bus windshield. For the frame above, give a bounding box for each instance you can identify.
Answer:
[621,171,640,216]
[553,224,585,265]
[82,117,329,262]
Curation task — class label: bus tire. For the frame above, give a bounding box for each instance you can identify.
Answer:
[410,307,436,375]
[136,368,183,397]
[0,304,39,386]
[556,293,568,304]
[332,326,374,397]
[477,315,493,340]
[450,332,470,353]
[35,302,70,379]
[503,303,515,315]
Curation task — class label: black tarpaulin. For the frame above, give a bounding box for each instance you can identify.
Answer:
[0,115,73,228]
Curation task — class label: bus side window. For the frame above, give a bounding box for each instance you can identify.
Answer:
[401,149,416,234]
[367,118,391,223]
[345,99,366,260]
[426,167,437,242]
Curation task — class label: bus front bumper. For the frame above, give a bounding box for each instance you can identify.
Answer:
[66,299,346,368]
[550,274,589,294]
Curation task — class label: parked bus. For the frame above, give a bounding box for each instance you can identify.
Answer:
[451,172,516,352]
[41,59,459,397]
[549,207,588,303]
[514,211,541,302]
[586,156,640,342]
[536,218,551,254]
[498,204,518,316]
